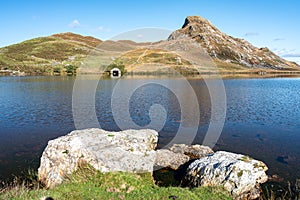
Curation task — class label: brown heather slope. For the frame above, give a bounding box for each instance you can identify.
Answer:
[52,32,102,47]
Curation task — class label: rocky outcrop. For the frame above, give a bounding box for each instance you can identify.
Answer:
[169,16,299,70]
[38,129,268,199]
[155,144,214,170]
[38,128,158,188]
[183,151,268,200]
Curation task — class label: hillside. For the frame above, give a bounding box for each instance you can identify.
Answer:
[0,16,299,75]
[0,33,101,74]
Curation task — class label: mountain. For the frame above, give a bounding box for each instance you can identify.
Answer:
[0,16,298,75]
[168,16,299,71]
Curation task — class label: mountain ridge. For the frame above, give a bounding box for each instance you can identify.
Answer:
[52,32,102,48]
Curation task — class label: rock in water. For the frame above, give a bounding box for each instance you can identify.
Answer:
[38,129,158,188]
[183,151,268,200]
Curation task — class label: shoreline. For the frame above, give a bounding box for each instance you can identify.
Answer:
[2,70,300,79]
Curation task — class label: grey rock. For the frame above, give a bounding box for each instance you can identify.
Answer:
[184,151,268,200]
[155,149,190,170]
[38,128,158,188]
[169,144,214,159]
[154,144,213,170]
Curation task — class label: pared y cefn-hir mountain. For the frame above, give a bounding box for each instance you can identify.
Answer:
[169,16,299,70]
[0,16,298,74]
[169,16,298,71]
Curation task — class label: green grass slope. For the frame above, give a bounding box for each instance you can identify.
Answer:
[0,165,232,200]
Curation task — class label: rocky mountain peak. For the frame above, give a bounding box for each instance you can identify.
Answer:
[169,16,299,70]
[182,16,212,28]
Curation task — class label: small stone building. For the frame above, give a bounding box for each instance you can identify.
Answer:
[110,68,121,78]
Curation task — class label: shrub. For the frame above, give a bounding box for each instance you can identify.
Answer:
[64,65,78,75]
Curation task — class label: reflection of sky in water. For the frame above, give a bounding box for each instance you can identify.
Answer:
[0,76,299,182]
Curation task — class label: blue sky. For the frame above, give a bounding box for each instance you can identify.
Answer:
[1,0,299,63]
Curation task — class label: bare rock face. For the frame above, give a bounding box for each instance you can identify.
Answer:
[183,151,268,200]
[154,144,214,170]
[38,129,158,188]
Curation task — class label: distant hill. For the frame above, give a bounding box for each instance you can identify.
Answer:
[0,17,298,75]
[0,32,101,74]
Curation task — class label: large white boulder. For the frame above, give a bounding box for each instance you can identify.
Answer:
[184,151,268,200]
[38,129,158,188]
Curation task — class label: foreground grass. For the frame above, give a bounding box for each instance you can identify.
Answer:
[0,165,232,200]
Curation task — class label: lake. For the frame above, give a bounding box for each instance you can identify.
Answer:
[0,75,299,183]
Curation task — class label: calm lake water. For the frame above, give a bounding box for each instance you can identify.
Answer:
[0,76,299,183]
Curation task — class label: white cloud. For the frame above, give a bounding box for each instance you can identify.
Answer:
[32,15,38,20]
[96,26,111,32]
[282,53,300,58]
[273,48,300,64]
[69,19,80,28]
[273,48,296,56]
[244,32,259,37]
[284,57,300,64]
[273,38,285,42]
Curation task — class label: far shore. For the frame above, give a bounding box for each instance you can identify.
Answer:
[2,69,300,79]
